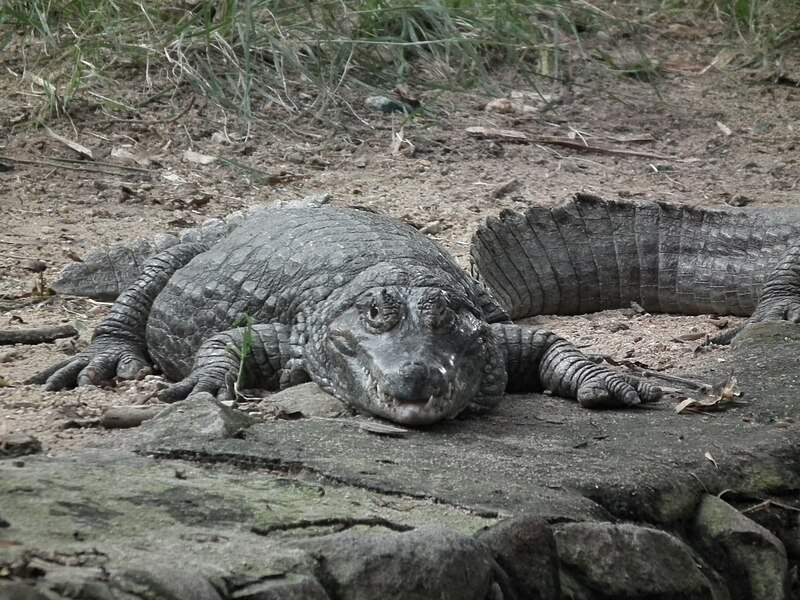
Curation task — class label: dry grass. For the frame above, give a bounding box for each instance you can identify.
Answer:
[0,0,796,123]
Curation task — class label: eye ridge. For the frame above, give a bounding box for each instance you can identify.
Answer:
[434,309,456,330]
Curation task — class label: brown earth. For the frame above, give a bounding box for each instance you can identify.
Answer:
[1,10,798,453]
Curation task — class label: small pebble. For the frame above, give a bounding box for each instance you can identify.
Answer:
[364,95,405,114]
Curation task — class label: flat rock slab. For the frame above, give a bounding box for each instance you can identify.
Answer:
[139,321,800,525]
[1,322,799,599]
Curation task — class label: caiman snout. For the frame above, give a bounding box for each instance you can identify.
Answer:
[394,361,449,403]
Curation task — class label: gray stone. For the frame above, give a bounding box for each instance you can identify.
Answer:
[0,581,52,600]
[364,95,405,113]
[553,522,713,599]
[477,516,560,600]
[731,319,800,351]
[0,432,42,458]
[266,382,350,418]
[692,494,789,600]
[53,580,122,600]
[135,393,255,446]
[115,568,223,600]
[299,526,498,600]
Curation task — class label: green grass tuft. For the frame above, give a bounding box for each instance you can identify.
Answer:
[698,0,800,67]
[1,0,591,120]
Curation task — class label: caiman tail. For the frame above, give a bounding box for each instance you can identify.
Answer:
[470,194,800,319]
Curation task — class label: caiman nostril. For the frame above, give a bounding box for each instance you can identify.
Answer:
[397,361,447,401]
[400,361,429,380]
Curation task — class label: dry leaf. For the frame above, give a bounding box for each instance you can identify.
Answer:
[162,172,187,184]
[393,84,421,108]
[45,127,94,160]
[700,48,738,74]
[111,147,155,168]
[674,397,698,413]
[485,98,518,115]
[704,452,717,467]
[358,421,408,437]
[675,373,741,414]
[183,150,217,165]
[714,374,740,402]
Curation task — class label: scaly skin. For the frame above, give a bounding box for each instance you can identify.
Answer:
[471,194,800,319]
[40,206,660,425]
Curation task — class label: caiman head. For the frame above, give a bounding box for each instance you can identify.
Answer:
[311,284,507,426]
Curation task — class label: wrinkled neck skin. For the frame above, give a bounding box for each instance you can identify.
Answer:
[303,265,507,426]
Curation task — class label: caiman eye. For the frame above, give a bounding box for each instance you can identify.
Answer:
[361,289,403,333]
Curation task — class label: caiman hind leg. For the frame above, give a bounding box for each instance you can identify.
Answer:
[158,323,308,402]
[40,243,208,390]
[748,243,800,325]
[712,243,800,345]
[492,323,662,408]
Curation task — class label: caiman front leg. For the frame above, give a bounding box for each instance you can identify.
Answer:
[158,323,309,402]
[39,243,208,390]
[492,324,662,408]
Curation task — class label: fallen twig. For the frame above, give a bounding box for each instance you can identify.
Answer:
[0,155,152,175]
[533,137,674,160]
[465,127,675,160]
[251,516,413,536]
[601,356,713,393]
[0,324,78,345]
[101,406,164,429]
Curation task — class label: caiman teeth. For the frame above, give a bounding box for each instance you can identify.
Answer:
[361,365,453,406]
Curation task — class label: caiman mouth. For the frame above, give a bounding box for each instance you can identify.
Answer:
[357,365,460,424]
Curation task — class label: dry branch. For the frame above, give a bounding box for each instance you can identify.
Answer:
[0,325,78,345]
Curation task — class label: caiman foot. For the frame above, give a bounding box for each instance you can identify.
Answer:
[43,335,152,390]
[749,297,800,325]
[157,332,241,403]
[158,369,237,403]
[735,244,800,341]
[576,373,662,409]
[710,296,800,346]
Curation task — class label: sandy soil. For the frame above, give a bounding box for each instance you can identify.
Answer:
[1,11,798,453]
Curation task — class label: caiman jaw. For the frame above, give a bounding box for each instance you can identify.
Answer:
[358,365,460,424]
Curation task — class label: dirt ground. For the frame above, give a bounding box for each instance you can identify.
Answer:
[1,11,798,453]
